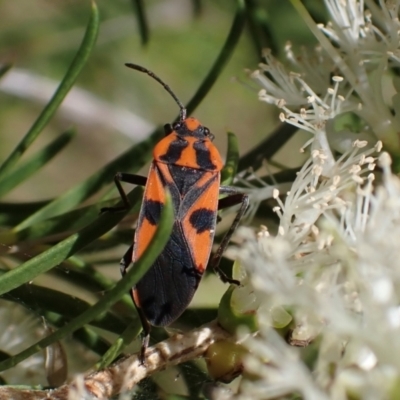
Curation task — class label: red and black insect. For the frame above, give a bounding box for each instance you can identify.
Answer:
[103,63,249,361]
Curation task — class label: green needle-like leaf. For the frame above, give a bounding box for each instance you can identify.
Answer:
[5,194,139,243]
[245,0,278,58]
[221,132,239,186]
[14,127,163,231]
[238,123,297,172]
[131,0,149,45]
[2,283,126,334]
[0,128,76,198]
[0,200,50,226]
[72,326,111,356]
[0,193,173,371]
[95,319,141,369]
[44,313,112,356]
[0,2,99,180]
[0,187,141,296]
[52,257,135,310]
[191,0,202,17]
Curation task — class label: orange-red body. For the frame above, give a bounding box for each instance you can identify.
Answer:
[132,117,224,326]
[104,63,249,362]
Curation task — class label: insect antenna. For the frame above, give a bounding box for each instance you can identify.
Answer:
[125,63,187,122]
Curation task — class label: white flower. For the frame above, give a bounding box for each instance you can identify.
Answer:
[253,0,400,155]
[235,1,400,398]
[238,329,329,400]
[235,147,400,398]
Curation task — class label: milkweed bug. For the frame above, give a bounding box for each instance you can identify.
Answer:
[102,63,249,362]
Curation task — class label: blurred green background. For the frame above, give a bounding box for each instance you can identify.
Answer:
[0,0,320,201]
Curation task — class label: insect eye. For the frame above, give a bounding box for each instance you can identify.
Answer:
[164,123,173,136]
[203,127,214,141]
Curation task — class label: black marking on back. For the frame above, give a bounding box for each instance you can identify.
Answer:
[168,164,204,196]
[193,140,216,170]
[135,223,202,326]
[189,208,215,233]
[160,138,188,163]
[179,173,219,219]
[143,199,163,225]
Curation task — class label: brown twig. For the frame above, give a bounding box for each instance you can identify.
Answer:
[0,320,232,400]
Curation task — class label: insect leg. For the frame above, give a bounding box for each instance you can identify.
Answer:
[120,243,151,364]
[211,187,249,285]
[101,172,147,213]
[120,243,134,276]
